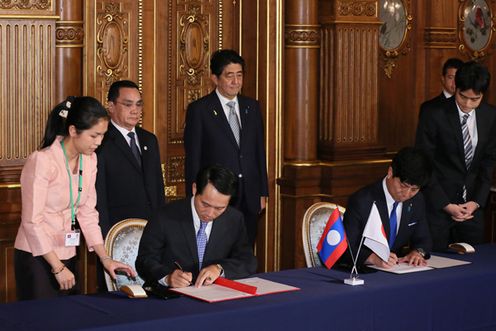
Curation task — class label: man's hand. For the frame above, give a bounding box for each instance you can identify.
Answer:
[366,252,398,268]
[458,201,479,217]
[443,203,474,222]
[195,264,223,288]
[168,269,193,288]
[260,196,267,212]
[398,250,427,266]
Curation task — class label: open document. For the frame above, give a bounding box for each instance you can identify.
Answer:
[368,254,471,274]
[170,277,300,303]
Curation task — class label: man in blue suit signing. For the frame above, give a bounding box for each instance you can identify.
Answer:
[184,49,269,245]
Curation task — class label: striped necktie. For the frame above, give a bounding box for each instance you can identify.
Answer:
[461,114,473,201]
[461,114,473,169]
[227,101,241,146]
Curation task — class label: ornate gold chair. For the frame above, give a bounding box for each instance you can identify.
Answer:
[301,202,346,268]
[104,218,147,291]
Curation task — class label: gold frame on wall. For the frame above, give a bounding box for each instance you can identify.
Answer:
[458,0,495,59]
[378,0,412,78]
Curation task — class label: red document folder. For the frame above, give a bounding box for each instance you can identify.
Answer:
[170,277,300,303]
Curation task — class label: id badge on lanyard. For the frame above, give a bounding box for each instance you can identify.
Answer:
[65,230,81,246]
[61,141,83,247]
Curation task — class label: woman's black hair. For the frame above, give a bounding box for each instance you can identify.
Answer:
[40,96,109,149]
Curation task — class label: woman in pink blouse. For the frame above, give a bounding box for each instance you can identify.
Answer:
[14,96,136,300]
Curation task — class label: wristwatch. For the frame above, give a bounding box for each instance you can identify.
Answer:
[416,248,426,258]
[216,264,224,276]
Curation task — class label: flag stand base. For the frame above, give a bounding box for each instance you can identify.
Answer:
[344,277,364,286]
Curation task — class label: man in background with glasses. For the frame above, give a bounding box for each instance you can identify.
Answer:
[95,80,165,291]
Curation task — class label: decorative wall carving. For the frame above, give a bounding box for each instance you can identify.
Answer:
[337,1,377,17]
[285,26,320,48]
[424,27,458,48]
[56,21,84,46]
[170,1,215,144]
[0,0,50,10]
[458,0,496,59]
[166,156,185,183]
[0,20,55,164]
[179,7,209,88]
[96,2,129,91]
[378,0,413,78]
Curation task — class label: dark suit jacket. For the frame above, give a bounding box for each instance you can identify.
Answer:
[96,123,165,235]
[419,93,449,119]
[342,180,432,266]
[415,97,496,210]
[183,91,268,214]
[136,199,257,285]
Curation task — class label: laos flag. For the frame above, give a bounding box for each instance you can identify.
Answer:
[317,208,348,269]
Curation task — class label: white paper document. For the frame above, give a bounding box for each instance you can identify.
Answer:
[425,255,471,268]
[368,254,471,274]
[369,263,433,274]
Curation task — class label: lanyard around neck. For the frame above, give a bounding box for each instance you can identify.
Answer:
[61,140,83,230]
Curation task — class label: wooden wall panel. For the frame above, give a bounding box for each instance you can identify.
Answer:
[0,20,55,167]
[85,1,140,103]
[320,23,381,158]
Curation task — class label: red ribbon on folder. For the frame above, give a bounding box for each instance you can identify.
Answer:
[214,277,257,295]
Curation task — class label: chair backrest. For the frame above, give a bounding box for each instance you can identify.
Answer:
[302,202,346,268]
[104,218,147,291]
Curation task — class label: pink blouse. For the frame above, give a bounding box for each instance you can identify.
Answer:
[15,137,104,260]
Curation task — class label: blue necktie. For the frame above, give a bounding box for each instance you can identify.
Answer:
[196,221,208,270]
[389,201,399,249]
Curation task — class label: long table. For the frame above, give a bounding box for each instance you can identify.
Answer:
[1,245,496,331]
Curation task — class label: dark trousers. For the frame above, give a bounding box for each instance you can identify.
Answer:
[232,179,262,246]
[14,249,79,300]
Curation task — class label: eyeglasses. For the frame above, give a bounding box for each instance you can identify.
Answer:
[114,100,144,109]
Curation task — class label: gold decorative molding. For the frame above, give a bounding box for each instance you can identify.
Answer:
[337,0,377,17]
[458,0,496,60]
[284,158,391,167]
[137,0,143,92]
[56,21,84,47]
[170,1,215,144]
[0,14,58,19]
[424,27,458,48]
[161,164,178,198]
[379,0,413,78]
[0,183,21,189]
[96,2,129,91]
[218,0,223,49]
[285,25,320,48]
[179,7,209,88]
[0,0,50,10]
[166,156,185,184]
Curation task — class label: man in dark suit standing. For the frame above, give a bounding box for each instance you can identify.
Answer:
[95,80,165,292]
[419,58,464,118]
[96,80,165,236]
[342,147,432,268]
[416,61,496,251]
[136,165,257,288]
[184,49,268,245]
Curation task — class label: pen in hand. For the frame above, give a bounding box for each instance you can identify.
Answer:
[173,261,192,286]
[174,261,184,271]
